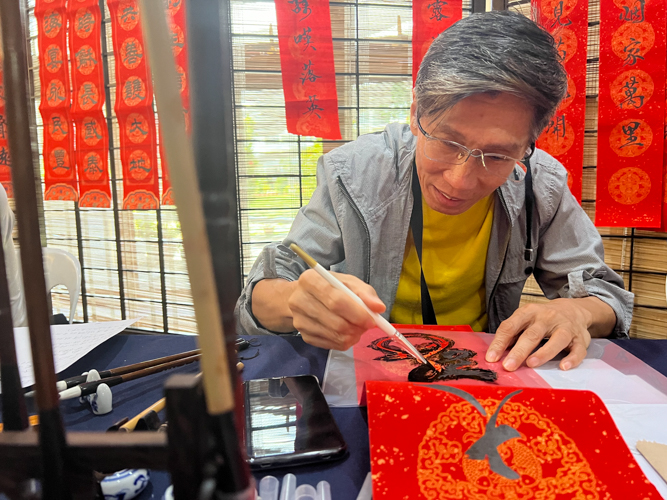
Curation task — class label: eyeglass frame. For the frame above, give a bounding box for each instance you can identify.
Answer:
[416,116,535,172]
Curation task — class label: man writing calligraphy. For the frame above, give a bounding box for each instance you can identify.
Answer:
[236,11,633,372]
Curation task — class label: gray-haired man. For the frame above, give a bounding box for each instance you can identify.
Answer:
[237,11,633,372]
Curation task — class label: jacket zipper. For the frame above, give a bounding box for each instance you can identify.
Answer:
[337,176,371,283]
[488,189,512,319]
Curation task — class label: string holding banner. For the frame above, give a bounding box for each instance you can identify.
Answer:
[275,0,341,140]
[68,0,112,208]
[596,0,666,227]
[107,0,160,210]
[412,0,462,86]
[0,51,12,197]
[158,0,190,206]
[533,0,588,203]
[36,0,78,202]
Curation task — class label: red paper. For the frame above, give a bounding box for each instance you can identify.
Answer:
[36,0,78,201]
[107,0,160,209]
[596,0,666,227]
[534,0,588,202]
[367,381,662,499]
[68,0,112,207]
[0,53,12,197]
[158,0,190,206]
[412,0,462,86]
[352,325,549,405]
[274,0,341,140]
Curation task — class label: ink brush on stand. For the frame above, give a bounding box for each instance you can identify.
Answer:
[290,243,432,367]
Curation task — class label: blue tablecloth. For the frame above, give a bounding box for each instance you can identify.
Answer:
[7,334,667,499]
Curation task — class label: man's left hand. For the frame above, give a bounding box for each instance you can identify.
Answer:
[485,297,615,372]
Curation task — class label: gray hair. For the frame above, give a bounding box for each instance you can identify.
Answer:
[415,11,567,141]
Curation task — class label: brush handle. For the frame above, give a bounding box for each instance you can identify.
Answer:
[312,264,428,364]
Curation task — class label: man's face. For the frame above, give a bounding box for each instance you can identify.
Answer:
[409,92,533,215]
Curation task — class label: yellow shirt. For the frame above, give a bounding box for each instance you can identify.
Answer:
[390,195,495,331]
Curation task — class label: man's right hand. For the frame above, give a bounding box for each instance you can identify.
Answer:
[251,270,385,350]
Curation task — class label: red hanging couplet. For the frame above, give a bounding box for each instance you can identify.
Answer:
[596,0,666,227]
[275,0,341,140]
[36,0,78,201]
[159,0,191,206]
[412,0,462,86]
[0,52,12,197]
[68,0,112,207]
[533,0,588,202]
[107,0,160,209]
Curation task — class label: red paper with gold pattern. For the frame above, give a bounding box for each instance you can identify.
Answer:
[0,53,13,197]
[107,0,160,209]
[68,0,111,207]
[36,0,78,201]
[158,0,190,206]
[533,0,588,202]
[367,381,661,499]
[412,0,462,86]
[274,0,341,140]
[596,0,666,227]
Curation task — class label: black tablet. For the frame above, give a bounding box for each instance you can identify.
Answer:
[244,375,348,469]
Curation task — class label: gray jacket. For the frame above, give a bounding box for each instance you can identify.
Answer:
[236,123,633,338]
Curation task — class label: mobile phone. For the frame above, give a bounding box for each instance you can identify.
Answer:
[244,374,348,469]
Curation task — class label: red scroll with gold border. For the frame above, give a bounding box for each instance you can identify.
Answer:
[412,0,462,86]
[533,0,588,202]
[596,0,666,227]
[68,0,111,207]
[275,0,341,140]
[107,0,160,209]
[159,0,190,206]
[36,0,78,201]
[0,53,12,197]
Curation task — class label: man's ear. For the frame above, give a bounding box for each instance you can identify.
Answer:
[409,94,419,137]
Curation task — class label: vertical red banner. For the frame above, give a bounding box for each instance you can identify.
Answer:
[596,0,666,227]
[36,0,78,201]
[0,52,13,197]
[107,0,160,209]
[68,0,112,207]
[159,0,190,206]
[533,0,588,202]
[275,0,341,140]
[412,0,462,86]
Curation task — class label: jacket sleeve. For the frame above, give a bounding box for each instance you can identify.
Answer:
[0,185,27,327]
[235,154,345,335]
[533,173,634,339]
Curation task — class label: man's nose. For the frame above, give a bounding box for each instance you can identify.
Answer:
[443,156,479,190]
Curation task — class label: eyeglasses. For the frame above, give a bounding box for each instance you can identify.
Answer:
[417,117,533,181]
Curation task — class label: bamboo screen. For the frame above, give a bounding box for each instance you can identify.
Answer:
[21,0,667,338]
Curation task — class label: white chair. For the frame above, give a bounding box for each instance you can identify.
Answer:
[42,247,81,324]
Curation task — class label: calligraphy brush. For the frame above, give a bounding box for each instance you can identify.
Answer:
[24,349,202,397]
[58,353,201,400]
[290,244,431,366]
[113,362,244,433]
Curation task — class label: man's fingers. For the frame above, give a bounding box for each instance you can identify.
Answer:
[293,306,365,350]
[559,339,588,371]
[486,306,536,363]
[335,272,386,313]
[524,328,573,368]
[300,270,375,330]
[502,324,548,371]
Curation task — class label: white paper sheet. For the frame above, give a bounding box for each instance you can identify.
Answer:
[1,318,138,389]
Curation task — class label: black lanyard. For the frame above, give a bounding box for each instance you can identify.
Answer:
[408,160,534,326]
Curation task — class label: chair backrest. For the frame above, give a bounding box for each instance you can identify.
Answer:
[42,247,81,324]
